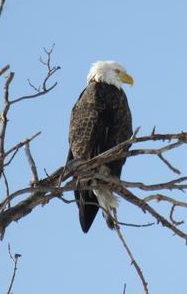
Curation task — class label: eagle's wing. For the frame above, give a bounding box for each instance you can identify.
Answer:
[67,84,104,232]
[69,86,104,160]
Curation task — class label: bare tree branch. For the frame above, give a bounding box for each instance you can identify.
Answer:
[122,177,187,191]
[143,194,187,208]
[2,171,10,208]
[4,131,41,161]
[0,72,15,176]
[170,204,184,225]
[10,45,60,105]
[115,225,149,294]
[7,244,21,294]
[123,284,127,294]
[0,65,10,76]
[24,142,39,184]
[143,193,186,226]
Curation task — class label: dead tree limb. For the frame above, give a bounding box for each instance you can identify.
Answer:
[0,72,15,176]
[0,132,187,241]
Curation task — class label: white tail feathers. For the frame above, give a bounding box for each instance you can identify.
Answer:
[92,165,119,229]
[93,188,119,229]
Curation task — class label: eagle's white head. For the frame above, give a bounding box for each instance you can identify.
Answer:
[87,60,133,89]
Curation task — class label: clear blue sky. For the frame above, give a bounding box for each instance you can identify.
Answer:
[1,1,187,293]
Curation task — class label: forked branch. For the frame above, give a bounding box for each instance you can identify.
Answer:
[10,45,60,104]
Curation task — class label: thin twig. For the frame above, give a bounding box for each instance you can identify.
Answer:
[144,194,186,226]
[123,284,127,294]
[117,220,155,228]
[40,44,58,92]
[158,153,180,174]
[27,78,40,92]
[0,65,10,76]
[170,204,184,226]
[122,177,187,191]
[10,82,58,104]
[143,194,187,208]
[4,131,41,159]
[7,244,21,294]
[4,149,19,167]
[115,225,149,294]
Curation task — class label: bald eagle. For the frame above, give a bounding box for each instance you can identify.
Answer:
[67,61,133,232]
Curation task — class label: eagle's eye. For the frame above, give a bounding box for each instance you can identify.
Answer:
[115,68,121,74]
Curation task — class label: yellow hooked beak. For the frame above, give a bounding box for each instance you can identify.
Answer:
[118,71,134,85]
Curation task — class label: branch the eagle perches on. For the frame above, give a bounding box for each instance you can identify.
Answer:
[0,127,187,241]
